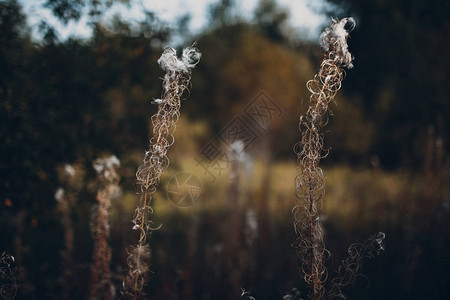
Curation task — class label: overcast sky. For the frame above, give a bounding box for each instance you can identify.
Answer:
[20,0,329,42]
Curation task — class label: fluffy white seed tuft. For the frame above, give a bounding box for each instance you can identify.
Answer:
[93,155,120,174]
[320,17,356,68]
[157,45,201,77]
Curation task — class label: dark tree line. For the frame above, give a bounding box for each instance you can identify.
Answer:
[324,0,450,168]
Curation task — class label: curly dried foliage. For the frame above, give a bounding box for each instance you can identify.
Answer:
[55,186,74,300]
[283,288,305,300]
[0,252,20,300]
[329,232,385,299]
[293,18,355,300]
[123,45,201,299]
[241,288,256,300]
[90,156,121,300]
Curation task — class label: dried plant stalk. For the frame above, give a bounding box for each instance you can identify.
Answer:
[123,45,201,299]
[55,164,77,300]
[90,155,120,300]
[328,232,385,299]
[293,18,356,300]
[0,252,20,300]
[55,187,74,300]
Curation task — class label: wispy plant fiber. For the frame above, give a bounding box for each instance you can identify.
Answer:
[123,44,201,299]
[293,18,355,300]
[90,156,120,300]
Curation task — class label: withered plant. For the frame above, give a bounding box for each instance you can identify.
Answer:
[55,164,80,300]
[122,45,201,299]
[90,155,121,300]
[0,252,20,300]
[294,18,384,300]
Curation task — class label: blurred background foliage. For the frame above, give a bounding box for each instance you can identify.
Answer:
[0,0,449,299]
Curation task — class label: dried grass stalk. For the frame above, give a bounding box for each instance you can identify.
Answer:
[293,18,356,300]
[90,156,120,300]
[122,45,201,299]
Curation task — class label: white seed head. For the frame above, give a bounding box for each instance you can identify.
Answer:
[320,17,356,68]
[93,155,120,174]
[151,98,164,105]
[55,187,65,202]
[157,44,201,77]
[230,140,245,155]
[64,164,75,177]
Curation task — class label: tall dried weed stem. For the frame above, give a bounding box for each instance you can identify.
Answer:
[90,156,121,300]
[55,186,74,300]
[294,18,385,300]
[123,45,201,299]
[0,252,20,300]
[55,164,77,300]
[293,18,356,300]
[328,232,385,299]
